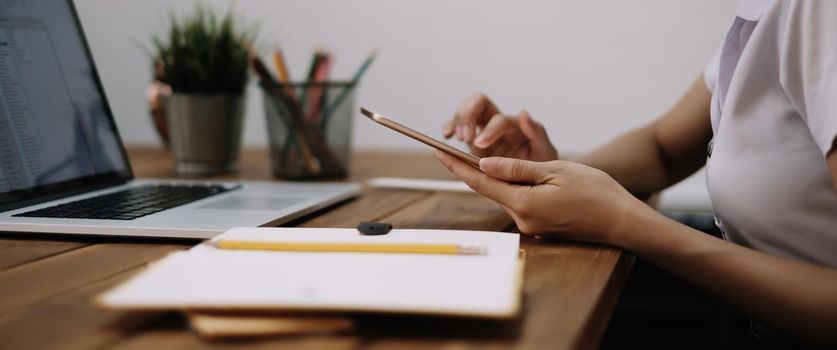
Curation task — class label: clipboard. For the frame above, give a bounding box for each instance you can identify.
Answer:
[98,228,525,319]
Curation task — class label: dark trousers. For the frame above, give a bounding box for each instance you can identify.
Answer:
[600,212,827,350]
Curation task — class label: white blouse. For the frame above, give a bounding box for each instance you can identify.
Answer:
[704,0,837,267]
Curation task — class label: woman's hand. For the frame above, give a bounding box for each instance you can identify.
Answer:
[435,151,642,244]
[442,93,558,162]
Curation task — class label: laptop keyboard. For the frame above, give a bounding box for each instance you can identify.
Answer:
[13,183,239,220]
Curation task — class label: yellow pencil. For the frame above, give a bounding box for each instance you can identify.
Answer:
[211,240,486,255]
[272,48,296,98]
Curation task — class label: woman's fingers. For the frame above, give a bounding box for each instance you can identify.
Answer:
[518,109,540,141]
[446,94,556,160]
[453,124,472,141]
[474,114,515,149]
[451,93,500,141]
[443,121,455,139]
[454,93,499,124]
[462,123,475,142]
[479,157,551,184]
[518,109,558,161]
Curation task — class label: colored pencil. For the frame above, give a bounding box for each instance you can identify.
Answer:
[307,52,332,122]
[300,50,324,108]
[252,57,322,173]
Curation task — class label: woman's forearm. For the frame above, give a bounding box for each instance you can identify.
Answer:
[576,125,671,196]
[620,201,837,345]
[576,76,713,197]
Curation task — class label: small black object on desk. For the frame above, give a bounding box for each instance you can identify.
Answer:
[357,222,392,235]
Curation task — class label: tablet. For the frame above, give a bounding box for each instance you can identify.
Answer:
[360,107,481,168]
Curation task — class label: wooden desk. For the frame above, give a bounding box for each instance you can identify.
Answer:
[0,147,632,350]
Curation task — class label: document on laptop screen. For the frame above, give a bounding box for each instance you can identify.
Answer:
[0,0,128,194]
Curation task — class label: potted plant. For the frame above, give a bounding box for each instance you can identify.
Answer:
[152,8,252,175]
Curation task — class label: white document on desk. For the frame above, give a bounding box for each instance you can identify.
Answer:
[99,227,523,318]
[366,177,473,193]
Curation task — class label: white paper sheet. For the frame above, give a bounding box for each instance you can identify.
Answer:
[99,228,522,318]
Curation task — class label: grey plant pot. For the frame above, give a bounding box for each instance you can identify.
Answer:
[165,93,245,175]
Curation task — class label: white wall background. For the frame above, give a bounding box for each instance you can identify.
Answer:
[74,0,735,154]
[74,0,736,210]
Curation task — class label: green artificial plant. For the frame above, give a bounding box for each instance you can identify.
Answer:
[153,7,252,95]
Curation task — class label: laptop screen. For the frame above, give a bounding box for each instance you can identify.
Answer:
[0,0,131,210]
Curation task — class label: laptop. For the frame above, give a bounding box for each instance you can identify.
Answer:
[0,0,360,239]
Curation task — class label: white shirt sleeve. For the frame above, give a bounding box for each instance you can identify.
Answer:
[778,0,837,156]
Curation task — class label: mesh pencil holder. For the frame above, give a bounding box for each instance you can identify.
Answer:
[261,81,356,179]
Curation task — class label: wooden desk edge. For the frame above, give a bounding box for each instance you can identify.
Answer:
[575,251,635,349]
